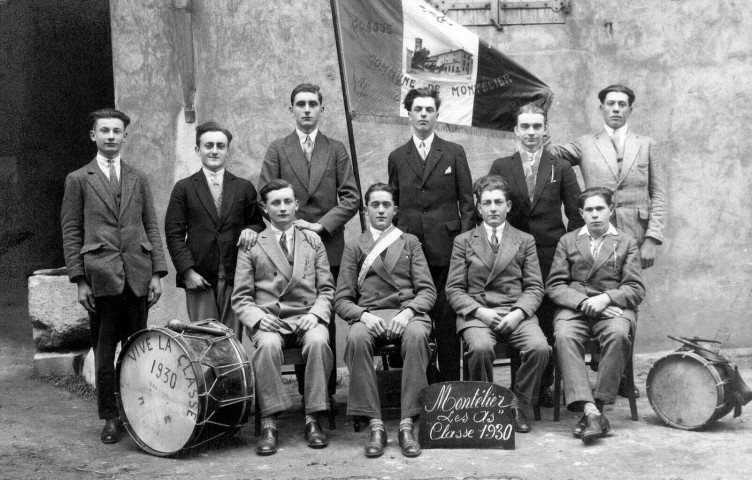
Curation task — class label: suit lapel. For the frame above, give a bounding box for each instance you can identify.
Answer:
[307,133,331,194]
[403,140,425,181]
[618,132,641,181]
[487,224,518,284]
[469,226,495,272]
[218,171,237,226]
[576,233,595,272]
[594,132,620,179]
[531,151,553,211]
[421,136,443,185]
[282,132,310,192]
[259,230,293,280]
[590,233,618,275]
[85,159,119,217]
[359,232,399,289]
[192,171,220,225]
[282,229,308,296]
[510,152,531,207]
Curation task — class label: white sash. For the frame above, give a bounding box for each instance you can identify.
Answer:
[357,226,403,288]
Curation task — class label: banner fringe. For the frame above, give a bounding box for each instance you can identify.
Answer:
[351,114,515,139]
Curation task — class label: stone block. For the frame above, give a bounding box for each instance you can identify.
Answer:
[33,350,88,377]
[28,273,91,351]
[82,344,121,387]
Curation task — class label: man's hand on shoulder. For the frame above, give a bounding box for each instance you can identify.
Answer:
[293,222,322,248]
[76,278,96,313]
[236,228,259,251]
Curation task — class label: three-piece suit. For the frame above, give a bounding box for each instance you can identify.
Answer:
[335,230,437,419]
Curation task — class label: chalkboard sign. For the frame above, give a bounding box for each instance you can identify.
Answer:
[419,381,515,449]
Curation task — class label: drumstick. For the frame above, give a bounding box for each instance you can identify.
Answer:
[167,319,228,336]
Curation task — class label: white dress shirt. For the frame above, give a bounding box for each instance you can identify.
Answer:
[96,154,121,181]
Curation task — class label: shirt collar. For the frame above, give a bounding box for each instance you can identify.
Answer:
[296,128,318,143]
[483,222,505,238]
[604,123,629,137]
[519,146,542,164]
[578,223,618,238]
[270,224,295,241]
[413,132,435,152]
[202,166,225,180]
[96,153,120,167]
[369,226,386,242]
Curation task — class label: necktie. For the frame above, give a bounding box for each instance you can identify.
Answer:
[523,154,536,202]
[610,133,624,174]
[209,173,222,214]
[490,227,499,254]
[303,135,313,163]
[107,160,118,187]
[419,141,427,162]
[279,232,289,257]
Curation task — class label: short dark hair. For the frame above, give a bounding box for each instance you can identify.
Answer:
[195,121,233,147]
[403,87,441,112]
[598,84,635,106]
[516,102,547,123]
[473,175,511,203]
[364,182,398,206]
[578,187,614,209]
[260,178,295,203]
[290,83,323,105]
[89,108,130,130]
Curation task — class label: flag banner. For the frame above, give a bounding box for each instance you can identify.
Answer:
[333,0,553,134]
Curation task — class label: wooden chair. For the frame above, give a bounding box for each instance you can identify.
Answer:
[461,339,542,420]
[254,346,337,436]
[553,335,638,421]
[351,340,438,431]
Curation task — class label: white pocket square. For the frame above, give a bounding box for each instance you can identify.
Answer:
[444,166,452,174]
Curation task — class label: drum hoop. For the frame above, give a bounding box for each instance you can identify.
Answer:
[115,325,212,456]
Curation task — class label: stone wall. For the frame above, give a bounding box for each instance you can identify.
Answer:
[108,0,752,353]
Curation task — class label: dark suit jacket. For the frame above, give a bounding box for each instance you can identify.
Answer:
[446,224,544,333]
[334,230,436,324]
[61,159,167,297]
[259,131,360,267]
[232,227,334,331]
[488,149,584,248]
[388,135,474,267]
[546,228,645,323]
[164,169,264,289]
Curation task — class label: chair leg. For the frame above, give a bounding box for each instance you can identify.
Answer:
[461,338,470,381]
[625,346,638,421]
[553,345,561,422]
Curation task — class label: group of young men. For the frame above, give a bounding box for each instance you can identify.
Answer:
[61,81,665,457]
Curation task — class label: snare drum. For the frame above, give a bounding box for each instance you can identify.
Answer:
[646,349,734,430]
[116,322,252,456]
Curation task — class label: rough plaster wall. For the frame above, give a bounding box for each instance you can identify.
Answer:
[110,0,752,353]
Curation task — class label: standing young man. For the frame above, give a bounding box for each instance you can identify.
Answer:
[488,103,583,405]
[61,108,168,444]
[165,121,264,339]
[335,183,436,458]
[446,175,550,433]
[232,179,335,456]
[546,187,645,444]
[387,87,474,382]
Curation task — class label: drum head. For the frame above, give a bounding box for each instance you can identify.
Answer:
[647,353,723,430]
[117,329,203,456]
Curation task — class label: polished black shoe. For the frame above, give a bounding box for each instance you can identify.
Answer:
[538,387,554,408]
[364,427,387,458]
[572,414,588,438]
[100,418,123,444]
[618,378,640,398]
[581,413,611,444]
[398,426,421,457]
[511,408,531,433]
[256,427,278,456]
[305,421,328,449]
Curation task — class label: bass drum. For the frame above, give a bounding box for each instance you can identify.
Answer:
[116,322,252,456]
[646,350,734,430]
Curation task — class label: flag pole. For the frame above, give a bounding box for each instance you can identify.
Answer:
[330,0,367,232]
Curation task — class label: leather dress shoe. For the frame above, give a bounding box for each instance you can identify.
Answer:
[511,408,531,433]
[256,427,278,455]
[572,414,588,438]
[305,420,328,449]
[538,387,554,408]
[581,413,611,444]
[101,418,123,444]
[398,426,421,457]
[618,378,640,398]
[364,427,387,458]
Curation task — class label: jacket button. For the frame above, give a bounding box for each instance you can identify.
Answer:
[422,209,427,214]
[303,300,309,305]
[273,272,278,276]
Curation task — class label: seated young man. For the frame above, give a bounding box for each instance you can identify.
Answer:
[446,175,550,433]
[334,183,436,458]
[546,187,645,444]
[232,179,335,456]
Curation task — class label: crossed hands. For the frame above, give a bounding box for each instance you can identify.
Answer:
[474,307,525,335]
[360,310,413,342]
